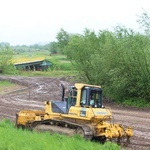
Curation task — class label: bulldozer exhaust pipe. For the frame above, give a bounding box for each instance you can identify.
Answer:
[61,84,65,101]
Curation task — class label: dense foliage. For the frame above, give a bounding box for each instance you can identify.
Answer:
[56,28,71,54]
[0,119,119,150]
[64,27,150,103]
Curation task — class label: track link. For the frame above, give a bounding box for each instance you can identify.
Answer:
[25,119,93,140]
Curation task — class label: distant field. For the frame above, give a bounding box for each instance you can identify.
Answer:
[14,49,50,58]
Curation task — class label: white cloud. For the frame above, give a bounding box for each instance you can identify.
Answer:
[0,0,149,45]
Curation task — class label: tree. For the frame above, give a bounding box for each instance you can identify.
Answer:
[48,42,58,54]
[0,46,14,73]
[65,29,99,83]
[137,10,150,35]
[103,27,150,101]
[56,28,70,54]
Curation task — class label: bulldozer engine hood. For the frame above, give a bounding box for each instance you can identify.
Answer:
[91,107,112,118]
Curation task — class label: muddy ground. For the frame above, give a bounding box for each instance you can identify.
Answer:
[0,76,149,150]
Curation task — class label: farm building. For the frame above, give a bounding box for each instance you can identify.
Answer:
[14,57,53,71]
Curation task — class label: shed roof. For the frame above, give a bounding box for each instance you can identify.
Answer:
[13,57,45,65]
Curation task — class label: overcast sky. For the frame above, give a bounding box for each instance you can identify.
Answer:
[0,0,149,46]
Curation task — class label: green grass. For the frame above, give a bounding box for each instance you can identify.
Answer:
[17,70,78,77]
[0,119,120,150]
[47,54,74,71]
[122,98,150,108]
[0,80,15,87]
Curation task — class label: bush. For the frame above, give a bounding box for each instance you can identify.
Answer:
[0,46,16,74]
[122,98,150,108]
[65,27,150,105]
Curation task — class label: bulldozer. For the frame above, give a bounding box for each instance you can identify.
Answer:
[16,83,133,143]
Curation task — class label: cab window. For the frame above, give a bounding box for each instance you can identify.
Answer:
[80,89,87,106]
[68,88,77,109]
[89,90,102,108]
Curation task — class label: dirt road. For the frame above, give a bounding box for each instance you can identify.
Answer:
[0,76,149,150]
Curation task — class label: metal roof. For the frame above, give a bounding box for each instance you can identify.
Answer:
[13,57,45,65]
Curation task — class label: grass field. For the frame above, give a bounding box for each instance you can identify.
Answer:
[0,80,15,86]
[0,120,120,150]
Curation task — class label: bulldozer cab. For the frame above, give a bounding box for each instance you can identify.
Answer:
[67,84,103,109]
[80,86,102,108]
[49,84,103,114]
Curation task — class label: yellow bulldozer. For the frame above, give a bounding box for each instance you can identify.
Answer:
[16,83,133,144]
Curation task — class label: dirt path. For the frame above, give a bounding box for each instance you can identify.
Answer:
[0,76,149,150]
[0,76,72,121]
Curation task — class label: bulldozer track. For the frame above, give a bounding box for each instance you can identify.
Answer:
[25,118,94,140]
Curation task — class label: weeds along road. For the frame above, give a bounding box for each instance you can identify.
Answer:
[0,76,150,150]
